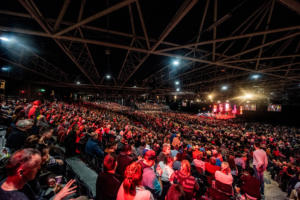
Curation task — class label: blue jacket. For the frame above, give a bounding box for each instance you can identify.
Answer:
[85,138,104,158]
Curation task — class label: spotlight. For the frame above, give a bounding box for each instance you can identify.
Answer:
[0,37,10,42]
[76,81,80,85]
[172,60,180,66]
[176,88,180,92]
[106,75,111,79]
[133,85,137,88]
[251,74,260,80]
[244,93,253,99]
[221,85,228,91]
[175,81,180,85]
[1,66,10,71]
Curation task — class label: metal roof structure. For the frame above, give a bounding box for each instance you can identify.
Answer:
[0,0,299,101]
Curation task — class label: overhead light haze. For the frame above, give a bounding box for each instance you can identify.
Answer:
[251,74,260,80]
[0,37,10,42]
[172,59,180,66]
[221,85,228,90]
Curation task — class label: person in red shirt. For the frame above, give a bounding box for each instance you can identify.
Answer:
[205,157,221,176]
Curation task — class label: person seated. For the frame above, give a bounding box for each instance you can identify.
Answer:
[209,161,233,199]
[215,162,233,186]
[192,152,205,174]
[38,145,64,174]
[170,160,199,200]
[117,162,154,200]
[165,184,186,200]
[6,119,33,152]
[0,148,76,200]
[96,154,122,200]
[239,168,261,200]
[205,157,221,176]
[38,127,54,146]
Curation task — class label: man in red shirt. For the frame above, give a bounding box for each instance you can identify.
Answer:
[205,157,221,175]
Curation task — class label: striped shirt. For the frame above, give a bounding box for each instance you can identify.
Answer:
[170,171,199,199]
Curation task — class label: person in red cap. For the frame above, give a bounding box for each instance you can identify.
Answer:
[138,150,162,198]
[28,100,41,119]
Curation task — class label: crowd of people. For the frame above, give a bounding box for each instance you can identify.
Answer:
[0,99,299,200]
[135,102,170,111]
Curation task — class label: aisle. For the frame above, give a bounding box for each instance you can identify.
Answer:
[264,172,287,200]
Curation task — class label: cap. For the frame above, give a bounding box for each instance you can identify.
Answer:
[16,119,34,129]
[33,100,41,105]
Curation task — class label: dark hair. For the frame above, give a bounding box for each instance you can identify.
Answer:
[254,141,260,148]
[25,135,39,148]
[248,167,255,176]
[40,127,53,135]
[176,153,183,161]
[6,148,41,176]
[228,156,236,169]
[166,184,186,200]
[103,154,117,172]
[164,155,173,165]
[122,144,132,153]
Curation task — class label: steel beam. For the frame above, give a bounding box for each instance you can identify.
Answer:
[223,54,300,64]
[156,26,300,53]
[136,0,150,49]
[212,0,217,61]
[277,0,300,15]
[53,0,70,31]
[0,57,60,81]
[18,0,97,85]
[255,0,275,70]
[120,0,199,87]
[1,25,299,82]
[55,0,136,36]
[220,32,300,62]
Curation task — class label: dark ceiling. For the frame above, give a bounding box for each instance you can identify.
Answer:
[0,0,299,102]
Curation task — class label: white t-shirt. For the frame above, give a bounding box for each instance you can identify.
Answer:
[117,183,154,200]
[215,170,233,185]
[159,161,174,182]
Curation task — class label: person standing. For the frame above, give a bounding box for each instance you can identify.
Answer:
[0,148,76,200]
[96,154,122,200]
[253,141,268,196]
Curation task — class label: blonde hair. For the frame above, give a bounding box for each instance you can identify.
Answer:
[180,160,191,176]
[221,162,231,174]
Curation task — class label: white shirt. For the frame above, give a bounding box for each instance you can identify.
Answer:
[117,183,154,200]
[159,161,174,182]
[253,149,268,171]
[215,170,233,185]
[192,159,205,172]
